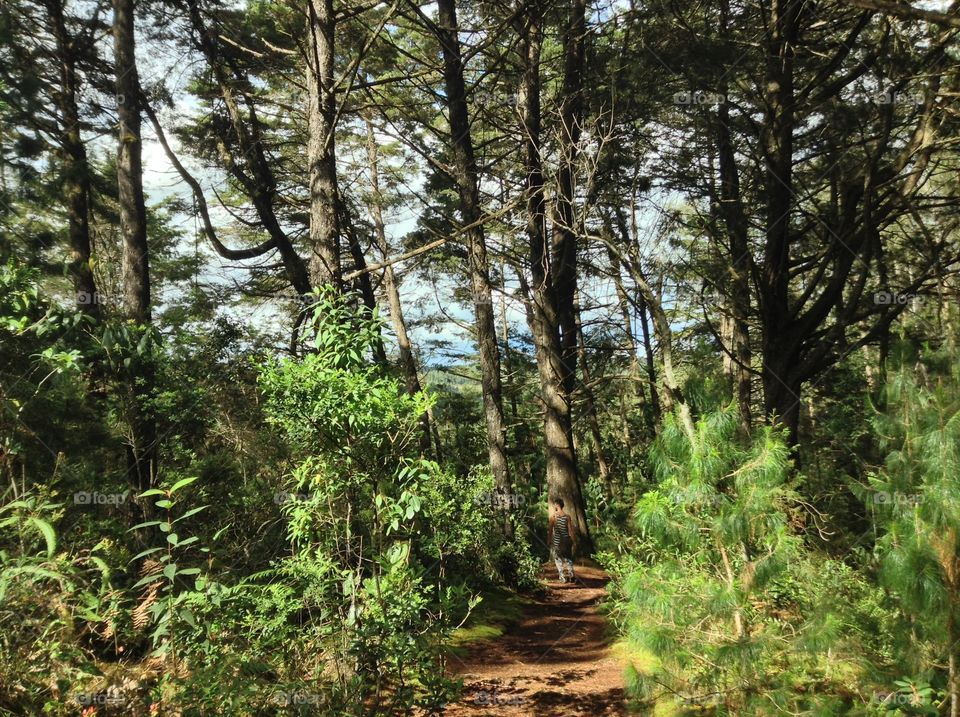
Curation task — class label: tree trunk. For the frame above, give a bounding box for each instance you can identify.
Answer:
[574,295,611,489]
[714,4,752,434]
[113,0,156,492]
[435,0,513,529]
[45,0,98,316]
[306,0,342,288]
[606,243,649,442]
[637,297,661,428]
[759,0,800,449]
[364,118,433,454]
[517,1,590,550]
[551,0,588,398]
[761,352,801,448]
[949,597,960,717]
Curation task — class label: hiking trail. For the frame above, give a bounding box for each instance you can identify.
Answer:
[441,562,628,716]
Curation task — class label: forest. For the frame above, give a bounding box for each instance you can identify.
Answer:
[2,0,960,713]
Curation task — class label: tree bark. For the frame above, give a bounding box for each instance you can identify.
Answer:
[716,0,752,434]
[306,0,342,288]
[551,0,588,398]
[435,0,513,528]
[45,0,98,316]
[517,1,590,550]
[758,0,801,449]
[574,296,611,489]
[113,0,156,491]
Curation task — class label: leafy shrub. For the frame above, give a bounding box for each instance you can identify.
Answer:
[0,490,128,716]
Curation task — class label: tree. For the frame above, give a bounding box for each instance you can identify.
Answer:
[515,0,590,548]
[305,0,342,288]
[871,363,960,717]
[43,0,99,315]
[113,0,156,491]
[432,0,513,526]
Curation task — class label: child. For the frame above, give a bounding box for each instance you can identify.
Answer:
[548,498,575,582]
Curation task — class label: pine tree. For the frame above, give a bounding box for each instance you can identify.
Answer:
[613,405,830,713]
[871,362,960,717]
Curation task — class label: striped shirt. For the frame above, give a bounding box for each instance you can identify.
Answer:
[553,515,570,549]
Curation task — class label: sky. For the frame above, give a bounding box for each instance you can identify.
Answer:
[119,1,657,372]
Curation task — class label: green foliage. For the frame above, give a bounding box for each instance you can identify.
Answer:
[865,363,960,713]
[604,405,872,714]
[256,291,485,711]
[0,489,125,716]
[128,476,211,672]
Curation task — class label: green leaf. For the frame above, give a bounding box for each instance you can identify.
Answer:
[139,489,166,498]
[159,522,171,533]
[179,609,197,628]
[128,520,162,532]
[133,573,161,590]
[86,556,111,580]
[166,533,179,546]
[169,476,199,494]
[155,499,174,509]
[163,563,177,581]
[130,547,163,562]
[173,506,209,523]
[27,516,56,557]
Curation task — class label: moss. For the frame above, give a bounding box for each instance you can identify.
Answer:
[449,587,529,649]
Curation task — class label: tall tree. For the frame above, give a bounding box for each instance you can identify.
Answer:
[364,117,433,454]
[113,0,155,490]
[516,0,590,548]
[305,0,342,288]
[551,0,587,395]
[44,0,98,315]
[434,0,513,527]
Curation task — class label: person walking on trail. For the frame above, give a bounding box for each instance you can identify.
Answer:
[549,498,576,582]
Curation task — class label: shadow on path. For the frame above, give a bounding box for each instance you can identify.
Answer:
[439,562,629,716]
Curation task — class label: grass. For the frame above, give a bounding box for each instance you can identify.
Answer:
[449,585,530,650]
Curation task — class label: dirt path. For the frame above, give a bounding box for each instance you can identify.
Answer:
[441,562,628,716]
